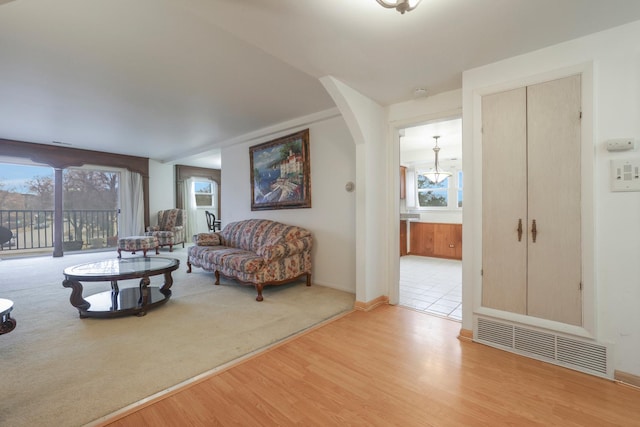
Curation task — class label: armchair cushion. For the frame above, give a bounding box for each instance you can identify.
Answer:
[158,208,182,230]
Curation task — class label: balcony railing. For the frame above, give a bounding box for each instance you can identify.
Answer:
[0,209,119,253]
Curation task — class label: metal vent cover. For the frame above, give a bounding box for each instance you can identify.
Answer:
[514,326,555,359]
[557,336,607,374]
[477,317,513,348]
[475,316,610,378]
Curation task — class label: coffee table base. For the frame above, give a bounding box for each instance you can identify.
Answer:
[79,287,170,318]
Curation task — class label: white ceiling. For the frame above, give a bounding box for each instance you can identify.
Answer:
[2,0,640,169]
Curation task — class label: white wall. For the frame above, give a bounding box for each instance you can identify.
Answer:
[148,160,174,227]
[462,20,640,376]
[320,76,389,304]
[220,116,356,293]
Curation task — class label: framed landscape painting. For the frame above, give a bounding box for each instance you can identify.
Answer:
[250,129,311,211]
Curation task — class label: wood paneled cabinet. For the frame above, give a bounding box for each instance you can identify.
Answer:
[481,74,582,326]
[400,221,408,256]
[409,222,461,260]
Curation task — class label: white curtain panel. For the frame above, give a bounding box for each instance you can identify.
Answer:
[184,178,198,238]
[405,167,416,208]
[213,181,219,219]
[118,170,145,236]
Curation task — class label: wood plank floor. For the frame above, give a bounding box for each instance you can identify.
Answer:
[103,305,640,426]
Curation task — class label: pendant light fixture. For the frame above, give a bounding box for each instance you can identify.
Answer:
[375,0,422,14]
[422,136,452,184]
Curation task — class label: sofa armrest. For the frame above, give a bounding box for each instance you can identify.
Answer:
[193,232,221,246]
[147,225,160,232]
[258,236,312,262]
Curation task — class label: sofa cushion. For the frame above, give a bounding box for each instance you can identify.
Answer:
[220,219,311,253]
[257,235,313,262]
[193,232,221,246]
[189,244,224,260]
[201,247,265,274]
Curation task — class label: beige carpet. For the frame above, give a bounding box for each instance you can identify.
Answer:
[0,248,355,427]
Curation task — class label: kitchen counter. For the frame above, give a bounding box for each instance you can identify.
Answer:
[400,213,420,220]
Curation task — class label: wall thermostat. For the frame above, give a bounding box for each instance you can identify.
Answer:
[611,159,640,191]
[606,138,636,152]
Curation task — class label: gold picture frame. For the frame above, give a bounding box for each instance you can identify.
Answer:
[250,129,311,211]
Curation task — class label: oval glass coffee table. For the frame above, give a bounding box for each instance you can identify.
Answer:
[63,257,180,318]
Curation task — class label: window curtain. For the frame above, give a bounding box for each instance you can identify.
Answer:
[212,181,219,219]
[119,170,144,236]
[183,178,198,238]
[405,167,416,208]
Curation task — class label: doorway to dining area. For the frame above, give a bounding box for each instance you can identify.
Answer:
[398,116,462,321]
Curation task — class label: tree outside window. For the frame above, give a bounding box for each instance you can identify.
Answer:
[1,163,119,250]
[62,169,119,244]
[415,167,463,210]
[417,174,449,207]
[194,181,216,208]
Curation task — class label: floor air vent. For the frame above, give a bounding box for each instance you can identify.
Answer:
[476,317,513,347]
[514,326,555,359]
[476,317,610,377]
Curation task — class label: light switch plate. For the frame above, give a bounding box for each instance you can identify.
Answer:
[611,159,640,191]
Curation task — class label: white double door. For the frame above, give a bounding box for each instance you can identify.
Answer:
[481,74,583,326]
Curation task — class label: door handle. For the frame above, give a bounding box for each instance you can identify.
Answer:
[517,218,523,242]
[531,219,537,243]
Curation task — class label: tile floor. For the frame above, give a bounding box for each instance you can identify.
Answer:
[399,255,462,321]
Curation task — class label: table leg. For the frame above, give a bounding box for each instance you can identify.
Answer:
[0,319,16,334]
[0,313,16,335]
[137,275,150,316]
[160,270,174,297]
[62,279,91,317]
[110,280,119,310]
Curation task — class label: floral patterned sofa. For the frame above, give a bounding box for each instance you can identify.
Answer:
[187,219,313,301]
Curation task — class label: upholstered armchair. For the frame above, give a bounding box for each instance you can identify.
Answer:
[145,209,186,252]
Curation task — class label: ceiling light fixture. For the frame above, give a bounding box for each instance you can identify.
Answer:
[413,88,427,97]
[422,136,452,184]
[376,0,422,14]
